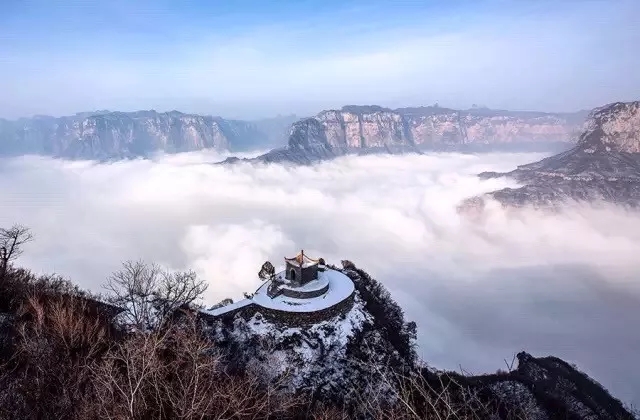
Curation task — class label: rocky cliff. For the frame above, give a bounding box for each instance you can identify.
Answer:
[0,110,268,160]
[462,101,640,210]
[307,105,584,149]
[240,105,586,165]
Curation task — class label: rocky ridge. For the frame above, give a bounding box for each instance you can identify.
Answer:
[431,351,635,420]
[226,105,586,165]
[0,110,269,160]
[1,106,586,162]
[312,105,584,149]
[463,101,640,210]
[207,261,634,419]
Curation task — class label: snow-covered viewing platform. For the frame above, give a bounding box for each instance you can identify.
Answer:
[252,268,353,312]
[202,251,355,322]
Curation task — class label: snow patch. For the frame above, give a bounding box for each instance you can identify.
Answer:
[203,298,253,316]
[225,299,371,392]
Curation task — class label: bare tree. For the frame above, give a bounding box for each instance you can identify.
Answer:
[103,260,207,331]
[91,329,166,420]
[0,225,33,277]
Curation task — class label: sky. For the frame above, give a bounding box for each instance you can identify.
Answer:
[1,0,639,119]
[1,150,639,405]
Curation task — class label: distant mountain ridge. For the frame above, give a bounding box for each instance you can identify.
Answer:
[232,105,588,165]
[461,101,640,210]
[1,106,589,162]
[0,110,276,160]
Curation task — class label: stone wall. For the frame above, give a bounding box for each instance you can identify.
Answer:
[256,293,355,328]
[281,283,329,299]
[200,291,355,328]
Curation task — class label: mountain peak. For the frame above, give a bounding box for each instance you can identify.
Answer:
[339,104,393,114]
[579,101,640,153]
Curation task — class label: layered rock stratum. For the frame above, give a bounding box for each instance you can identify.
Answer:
[0,110,268,160]
[227,105,586,165]
[462,101,640,210]
[2,106,587,162]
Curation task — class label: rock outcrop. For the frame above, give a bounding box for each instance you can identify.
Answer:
[0,110,268,160]
[206,263,418,404]
[462,101,640,210]
[429,351,634,420]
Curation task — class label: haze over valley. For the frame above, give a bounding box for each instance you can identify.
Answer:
[2,0,640,418]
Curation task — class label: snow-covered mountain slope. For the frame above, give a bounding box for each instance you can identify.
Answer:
[202,261,634,419]
[460,101,640,210]
[206,263,418,405]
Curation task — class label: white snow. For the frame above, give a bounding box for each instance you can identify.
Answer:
[232,298,371,391]
[278,275,329,293]
[203,298,253,316]
[251,268,354,312]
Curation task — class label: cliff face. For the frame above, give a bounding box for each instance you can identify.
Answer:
[242,105,585,165]
[0,110,268,160]
[579,101,640,153]
[3,105,586,163]
[461,101,640,210]
[289,105,585,151]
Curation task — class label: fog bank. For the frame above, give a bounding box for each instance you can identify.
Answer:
[1,150,638,405]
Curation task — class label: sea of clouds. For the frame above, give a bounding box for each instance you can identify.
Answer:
[1,150,639,405]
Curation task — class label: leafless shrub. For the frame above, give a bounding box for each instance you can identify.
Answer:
[307,402,353,420]
[351,354,533,420]
[0,293,114,420]
[90,314,300,420]
[0,225,33,278]
[104,260,207,331]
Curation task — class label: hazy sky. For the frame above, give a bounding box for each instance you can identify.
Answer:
[1,151,639,405]
[2,0,639,119]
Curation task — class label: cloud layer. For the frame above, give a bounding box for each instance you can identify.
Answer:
[1,150,639,405]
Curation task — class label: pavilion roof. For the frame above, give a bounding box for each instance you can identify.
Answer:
[285,250,319,267]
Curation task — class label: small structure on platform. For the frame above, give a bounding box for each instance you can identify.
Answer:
[284,250,319,286]
[268,250,326,298]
